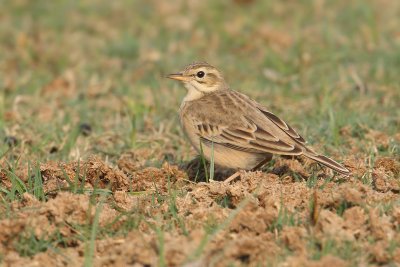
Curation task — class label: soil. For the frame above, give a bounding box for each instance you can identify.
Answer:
[0,154,399,266]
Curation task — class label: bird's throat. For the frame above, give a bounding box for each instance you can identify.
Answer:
[183,85,204,102]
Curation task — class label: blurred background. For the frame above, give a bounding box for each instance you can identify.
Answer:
[1,0,399,165]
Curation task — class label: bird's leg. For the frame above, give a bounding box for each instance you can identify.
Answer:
[224,157,271,184]
[251,157,271,172]
[223,171,241,184]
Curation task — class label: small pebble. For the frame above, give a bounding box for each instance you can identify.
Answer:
[4,136,18,147]
[79,123,92,136]
[49,146,58,154]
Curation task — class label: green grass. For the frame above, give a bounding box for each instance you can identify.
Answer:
[1,162,45,202]
[15,231,59,257]
[83,188,106,267]
[269,202,302,233]
[309,238,360,264]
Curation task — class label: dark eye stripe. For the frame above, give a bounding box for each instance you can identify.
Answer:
[207,73,217,79]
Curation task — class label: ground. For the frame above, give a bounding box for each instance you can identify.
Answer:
[0,0,399,266]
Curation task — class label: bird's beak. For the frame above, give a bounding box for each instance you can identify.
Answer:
[166,73,191,82]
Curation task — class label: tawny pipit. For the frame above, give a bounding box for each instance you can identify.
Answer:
[167,62,350,181]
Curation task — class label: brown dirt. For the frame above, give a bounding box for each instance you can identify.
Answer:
[0,155,399,266]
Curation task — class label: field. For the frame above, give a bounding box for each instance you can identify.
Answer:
[0,0,399,266]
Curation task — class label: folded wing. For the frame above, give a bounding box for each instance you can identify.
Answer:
[191,114,303,155]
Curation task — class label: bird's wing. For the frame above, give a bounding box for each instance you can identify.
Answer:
[232,90,306,145]
[184,90,304,155]
[255,108,306,145]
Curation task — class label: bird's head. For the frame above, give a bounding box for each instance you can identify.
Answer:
[167,62,228,99]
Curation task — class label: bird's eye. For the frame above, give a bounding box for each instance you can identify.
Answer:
[196,71,205,78]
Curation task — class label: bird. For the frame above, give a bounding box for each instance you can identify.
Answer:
[167,61,350,182]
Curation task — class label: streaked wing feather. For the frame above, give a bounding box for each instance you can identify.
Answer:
[249,141,303,155]
[223,129,255,140]
[253,126,280,142]
[252,138,296,152]
[258,109,306,144]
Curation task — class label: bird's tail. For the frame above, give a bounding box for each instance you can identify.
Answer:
[303,148,350,175]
